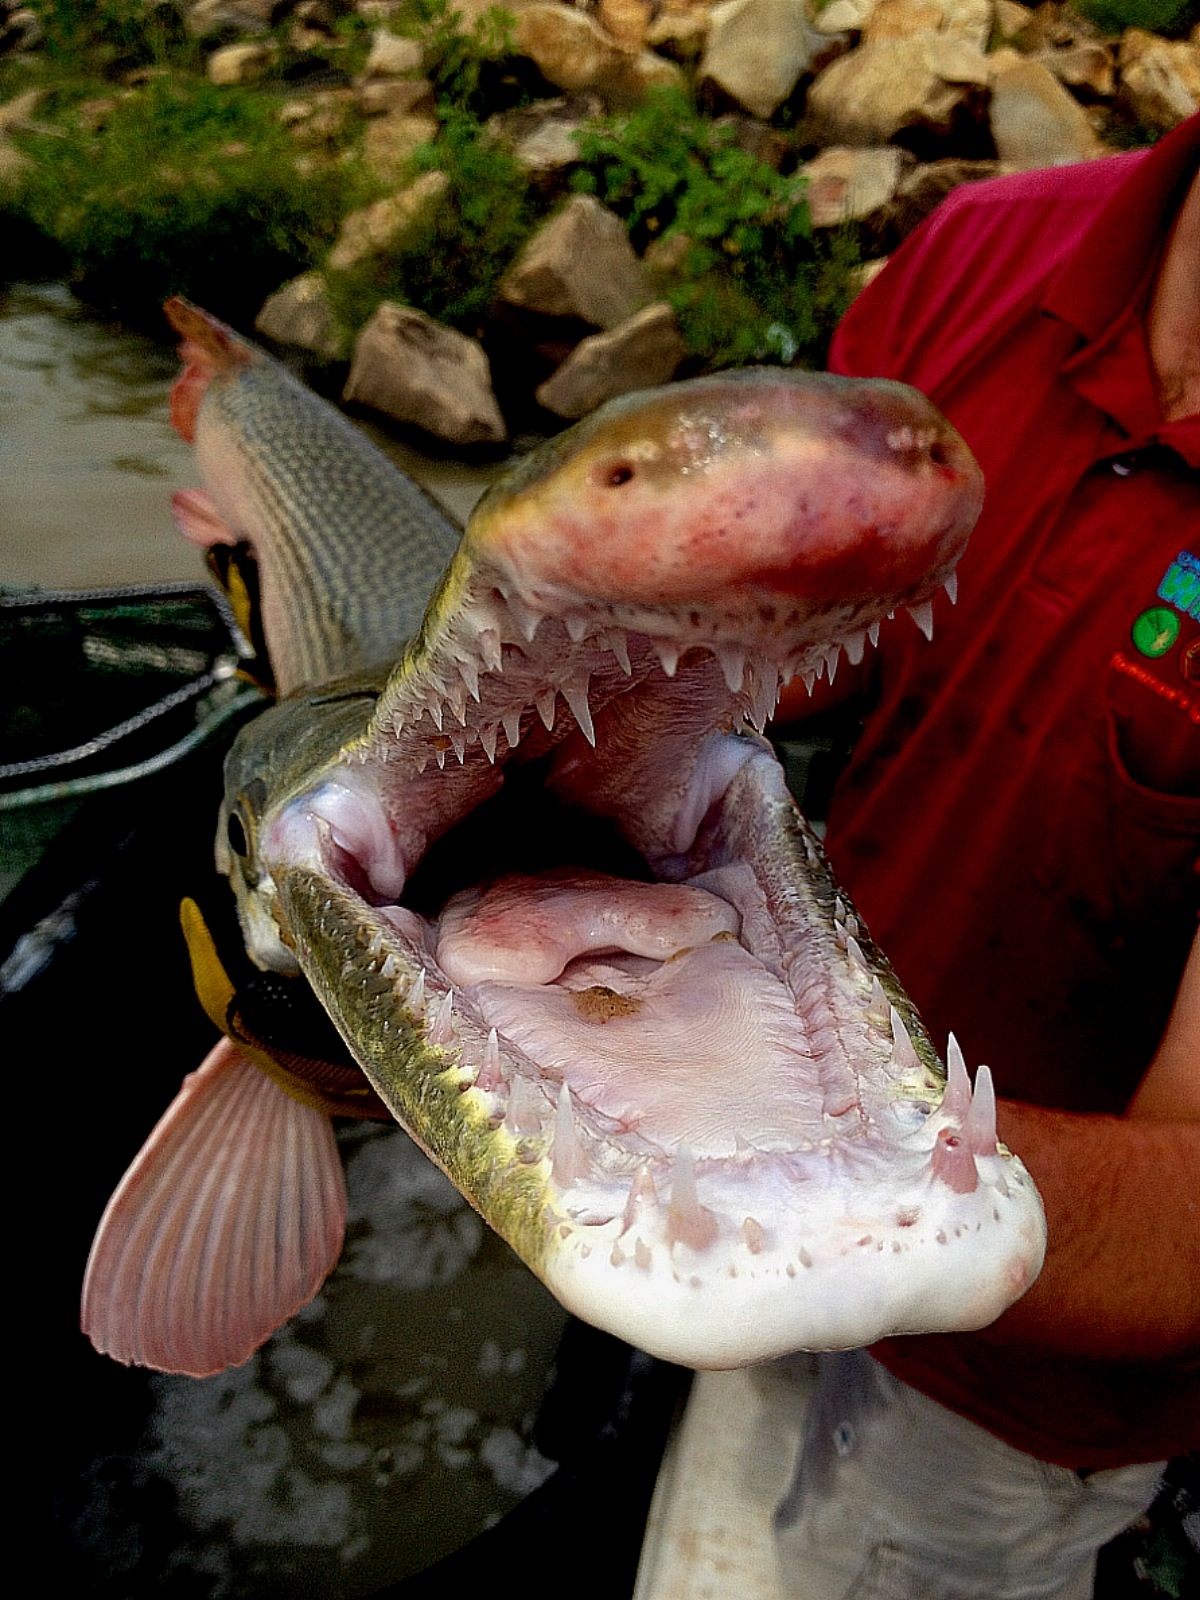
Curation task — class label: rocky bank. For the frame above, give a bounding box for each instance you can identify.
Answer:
[2,0,1196,445]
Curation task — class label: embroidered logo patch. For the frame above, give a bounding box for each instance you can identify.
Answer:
[1132,606,1180,659]
[1157,550,1200,621]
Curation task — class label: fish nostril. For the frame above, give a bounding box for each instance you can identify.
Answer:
[596,461,635,488]
[929,440,951,469]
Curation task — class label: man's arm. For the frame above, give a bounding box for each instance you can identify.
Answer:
[874,932,1200,1463]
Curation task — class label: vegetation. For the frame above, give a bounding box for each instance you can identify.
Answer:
[1074,0,1196,35]
[11,74,350,323]
[27,0,196,75]
[325,108,536,336]
[573,88,859,368]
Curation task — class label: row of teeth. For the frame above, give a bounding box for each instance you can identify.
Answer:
[376,576,957,772]
[359,905,1002,1237]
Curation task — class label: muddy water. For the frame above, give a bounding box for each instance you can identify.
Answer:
[3,285,573,1596]
[0,282,497,588]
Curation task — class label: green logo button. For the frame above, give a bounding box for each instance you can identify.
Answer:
[1131,607,1180,658]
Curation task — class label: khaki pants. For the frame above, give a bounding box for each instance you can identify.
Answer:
[774,1352,1164,1600]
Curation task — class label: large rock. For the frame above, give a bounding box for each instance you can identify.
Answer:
[363,111,439,178]
[699,0,817,121]
[989,57,1104,167]
[597,0,653,50]
[1119,31,1200,134]
[862,0,993,52]
[188,0,277,40]
[255,272,343,361]
[812,0,877,34]
[514,4,682,108]
[499,195,650,328]
[358,76,435,116]
[343,303,506,445]
[327,170,448,273]
[867,155,1001,251]
[536,303,688,418]
[800,145,909,227]
[1032,40,1114,100]
[363,28,423,77]
[805,35,990,145]
[206,40,275,83]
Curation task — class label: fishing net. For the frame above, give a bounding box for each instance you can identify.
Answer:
[0,582,263,904]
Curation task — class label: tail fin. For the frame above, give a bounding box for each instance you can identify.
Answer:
[165,297,255,443]
[81,1037,346,1377]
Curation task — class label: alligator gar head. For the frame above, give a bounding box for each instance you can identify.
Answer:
[200,350,1044,1369]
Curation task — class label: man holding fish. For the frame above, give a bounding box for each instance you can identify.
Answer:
[773,108,1199,1600]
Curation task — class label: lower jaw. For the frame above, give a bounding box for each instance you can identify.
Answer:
[275,743,1045,1366]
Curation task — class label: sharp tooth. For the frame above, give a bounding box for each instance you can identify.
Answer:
[449,725,466,762]
[552,1083,584,1185]
[716,645,746,693]
[414,749,430,775]
[409,969,426,1015]
[435,745,446,769]
[565,614,589,643]
[802,670,817,695]
[479,723,499,763]
[458,657,480,702]
[427,699,444,732]
[622,1164,658,1233]
[865,975,891,1027]
[504,1076,544,1137]
[943,1032,971,1121]
[430,990,455,1047]
[605,629,632,674]
[667,1145,720,1251]
[747,662,779,732]
[506,594,542,642]
[446,684,468,724]
[560,677,595,746]
[833,917,847,949]
[846,934,870,975]
[909,600,935,641]
[963,1063,998,1155]
[844,630,866,666]
[824,644,840,685]
[478,627,503,673]
[834,897,846,920]
[502,709,522,750]
[476,1027,503,1092]
[845,913,859,940]
[381,952,400,981]
[536,689,557,731]
[889,1005,921,1072]
[944,571,958,605]
[653,639,681,677]
[868,621,881,648]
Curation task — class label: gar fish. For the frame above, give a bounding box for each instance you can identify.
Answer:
[82,302,1045,1378]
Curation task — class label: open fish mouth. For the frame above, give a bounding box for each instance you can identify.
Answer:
[229,371,1045,1367]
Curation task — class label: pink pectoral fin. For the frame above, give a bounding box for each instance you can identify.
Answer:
[81,1037,347,1377]
[171,487,238,549]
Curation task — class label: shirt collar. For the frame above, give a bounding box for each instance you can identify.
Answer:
[1041,114,1200,466]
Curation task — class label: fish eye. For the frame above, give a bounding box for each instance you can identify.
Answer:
[226,809,250,859]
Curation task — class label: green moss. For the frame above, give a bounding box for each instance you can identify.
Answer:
[7,73,354,322]
[572,88,859,370]
[325,109,536,336]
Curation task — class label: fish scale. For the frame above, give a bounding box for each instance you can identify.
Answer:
[189,344,462,694]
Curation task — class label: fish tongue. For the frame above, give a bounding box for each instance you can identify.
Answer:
[81,1037,346,1377]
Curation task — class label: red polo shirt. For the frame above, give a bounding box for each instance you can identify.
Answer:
[811,116,1200,1464]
